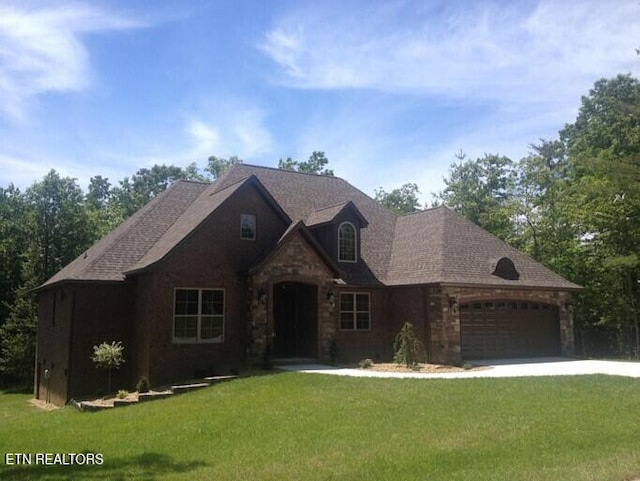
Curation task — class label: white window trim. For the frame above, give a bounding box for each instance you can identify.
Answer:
[339,292,371,331]
[173,288,225,344]
[337,221,357,263]
[240,213,257,240]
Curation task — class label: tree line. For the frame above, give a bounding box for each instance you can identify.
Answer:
[1,75,639,387]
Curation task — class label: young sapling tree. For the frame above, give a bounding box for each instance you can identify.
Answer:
[91,341,125,394]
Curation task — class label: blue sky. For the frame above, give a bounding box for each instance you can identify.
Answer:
[1,0,639,202]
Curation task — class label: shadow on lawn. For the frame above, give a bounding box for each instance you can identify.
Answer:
[0,452,207,481]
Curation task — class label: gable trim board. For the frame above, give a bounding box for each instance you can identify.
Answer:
[35,164,580,405]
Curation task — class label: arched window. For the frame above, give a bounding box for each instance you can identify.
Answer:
[492,257,520,280]
[338,222,357,262]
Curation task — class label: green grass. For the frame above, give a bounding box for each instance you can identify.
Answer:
[1,373,640,481]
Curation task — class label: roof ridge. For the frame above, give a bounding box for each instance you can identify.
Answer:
[176,179,211,186]
[239,162,341,180]
[311,200,351,212]
[399,204,448,217]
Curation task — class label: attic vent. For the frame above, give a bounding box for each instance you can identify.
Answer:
[492,257,520,280]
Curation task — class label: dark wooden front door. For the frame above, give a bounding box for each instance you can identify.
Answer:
[273,282,318,358]
[460,301,561,360]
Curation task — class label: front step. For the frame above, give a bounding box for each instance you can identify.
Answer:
[272,357,317,366]
[170,382,210,394]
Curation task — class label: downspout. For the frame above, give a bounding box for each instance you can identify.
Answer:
[422,286,432,362]
[66,288,76,403]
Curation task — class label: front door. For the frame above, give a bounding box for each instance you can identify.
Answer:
[273,282,318,358]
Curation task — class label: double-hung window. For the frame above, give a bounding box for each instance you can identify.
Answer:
[174,288,224,343]
[340,292,370,330]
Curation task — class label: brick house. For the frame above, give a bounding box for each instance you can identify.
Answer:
[35,164,580,406]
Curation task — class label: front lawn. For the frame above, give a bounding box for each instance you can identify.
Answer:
[1,373,639,481]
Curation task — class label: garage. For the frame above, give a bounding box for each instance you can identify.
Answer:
[460,300,561,360]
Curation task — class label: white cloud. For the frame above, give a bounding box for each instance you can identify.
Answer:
[183,102,275,161]
[186,120,220,159]
[231,109,274,158]
[0,2,144,123]
[260,0,640,102]
[259,0,640,202]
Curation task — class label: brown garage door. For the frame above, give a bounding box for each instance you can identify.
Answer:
[460,301,560,360]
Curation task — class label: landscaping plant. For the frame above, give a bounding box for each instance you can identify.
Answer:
[393,322,425,367]
[91,340,125,394]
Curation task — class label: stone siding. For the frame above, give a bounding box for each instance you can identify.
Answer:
[249,231,336,364]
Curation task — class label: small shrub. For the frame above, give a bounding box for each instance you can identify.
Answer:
[117,390,128,399]
[359,358,373,369]
[393,322,426,367]
[136,376,151,393]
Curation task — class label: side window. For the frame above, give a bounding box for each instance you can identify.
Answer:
[240,214,256,240]
[338,222,357,262]
[174,288,225,343]
[339,292,370,330]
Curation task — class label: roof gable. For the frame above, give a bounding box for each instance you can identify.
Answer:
[127,175,291,274]
[306,201,368,228]
[250,220,342,278]
[213,165,397,282]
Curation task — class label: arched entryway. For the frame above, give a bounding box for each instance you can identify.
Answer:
[272,282,318,358]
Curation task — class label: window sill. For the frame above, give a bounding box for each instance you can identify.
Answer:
[172,338,224,344]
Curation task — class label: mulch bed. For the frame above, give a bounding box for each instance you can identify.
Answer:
[362,362,491,373]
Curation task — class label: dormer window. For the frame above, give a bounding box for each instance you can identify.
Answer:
[492,257,520,280]
[338,222,357,262]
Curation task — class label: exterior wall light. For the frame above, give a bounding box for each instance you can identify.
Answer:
[258,288,267,306]
[327,289,335,308]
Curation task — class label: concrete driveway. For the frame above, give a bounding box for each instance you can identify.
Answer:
[278,357,640,379]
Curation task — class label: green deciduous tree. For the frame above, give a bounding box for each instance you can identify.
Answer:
[278,151,334,176]
[436,152,516,242]
[206,156,242,179]
[25,170,92,284]
[374,183,421,214]
[0,185,27,331]
[557,75,640,357]
[112,164,197,217]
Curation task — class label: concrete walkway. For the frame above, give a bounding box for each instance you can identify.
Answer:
[277,357,640,379]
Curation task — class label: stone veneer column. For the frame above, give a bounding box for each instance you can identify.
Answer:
[426,287,462,365]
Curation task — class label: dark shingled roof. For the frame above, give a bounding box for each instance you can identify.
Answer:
[41,164,580,291]
[387,206,580,289]
[41,180,208,288]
